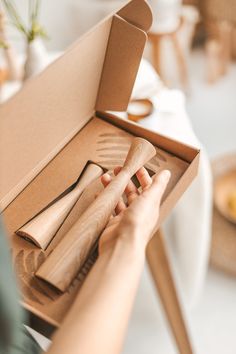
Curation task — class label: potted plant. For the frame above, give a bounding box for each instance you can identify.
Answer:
[2,0,48,80]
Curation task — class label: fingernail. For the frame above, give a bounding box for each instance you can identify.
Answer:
[160,170,171,182]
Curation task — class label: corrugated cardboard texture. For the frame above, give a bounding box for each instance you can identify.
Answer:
[0,0,152,210]
[3,116,193,327]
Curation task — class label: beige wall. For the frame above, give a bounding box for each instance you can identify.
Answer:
[2,0,126,51]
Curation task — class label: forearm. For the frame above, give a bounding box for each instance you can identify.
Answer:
[47,236,145,354]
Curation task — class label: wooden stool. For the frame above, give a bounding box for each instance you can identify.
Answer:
[148,18,189,91]
[205,21,233,83]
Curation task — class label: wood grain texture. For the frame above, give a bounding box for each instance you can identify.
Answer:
[147,229,194,354]
[36,137,156,292]
[16,163,103,250]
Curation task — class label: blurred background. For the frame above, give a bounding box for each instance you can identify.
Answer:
[0,1,236,353]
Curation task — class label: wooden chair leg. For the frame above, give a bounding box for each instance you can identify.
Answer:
[149,35,162,75]
[218,21,233,75]
[172,33,189,91]
[146,229,194,354]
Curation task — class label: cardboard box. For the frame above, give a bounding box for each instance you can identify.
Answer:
[0,0,199,335]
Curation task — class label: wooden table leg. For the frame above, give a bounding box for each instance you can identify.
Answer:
[147,229,194,354]
[149,35,162,75]
[171,32,189,92]
[218,21,233,75]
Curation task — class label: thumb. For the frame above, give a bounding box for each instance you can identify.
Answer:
[144,169,171,206]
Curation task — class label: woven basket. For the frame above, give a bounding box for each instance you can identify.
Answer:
[211,154,236,276]
[184,0,236,57]
[201,0,236,58]
[201,0,236,25]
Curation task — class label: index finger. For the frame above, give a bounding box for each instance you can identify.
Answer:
[136,167,152,191]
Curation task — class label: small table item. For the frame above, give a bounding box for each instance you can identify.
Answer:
[127,98,153,122]
[211,154,236,276]
[214,169,236,224]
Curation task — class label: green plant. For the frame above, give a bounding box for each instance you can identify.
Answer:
[1,0,48,42]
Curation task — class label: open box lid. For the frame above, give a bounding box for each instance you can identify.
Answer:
[0,0,152,210]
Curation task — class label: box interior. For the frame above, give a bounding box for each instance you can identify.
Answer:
[2,115,198,327]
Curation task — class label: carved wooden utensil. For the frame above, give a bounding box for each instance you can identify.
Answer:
[36,137,156,292]
[16,163,104,250]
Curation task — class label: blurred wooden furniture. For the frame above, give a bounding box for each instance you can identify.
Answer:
[205,39,222,83]
[201,0,236,82]
[201,0,236,34]
[205,21,233,83]
[147,229,194,354]
[211,153,236,276]
[148,17,189,91]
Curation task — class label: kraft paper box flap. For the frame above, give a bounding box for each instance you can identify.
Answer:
[96,15,147,111]
[0,0,152,210]
[117,0,153,31]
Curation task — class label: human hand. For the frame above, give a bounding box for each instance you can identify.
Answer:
[99,167,171,255]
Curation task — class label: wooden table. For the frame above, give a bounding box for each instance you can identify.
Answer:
[147,229,194,354]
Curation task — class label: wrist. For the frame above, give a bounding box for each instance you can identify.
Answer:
[100,230,146,265]
[120,223,147,246]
